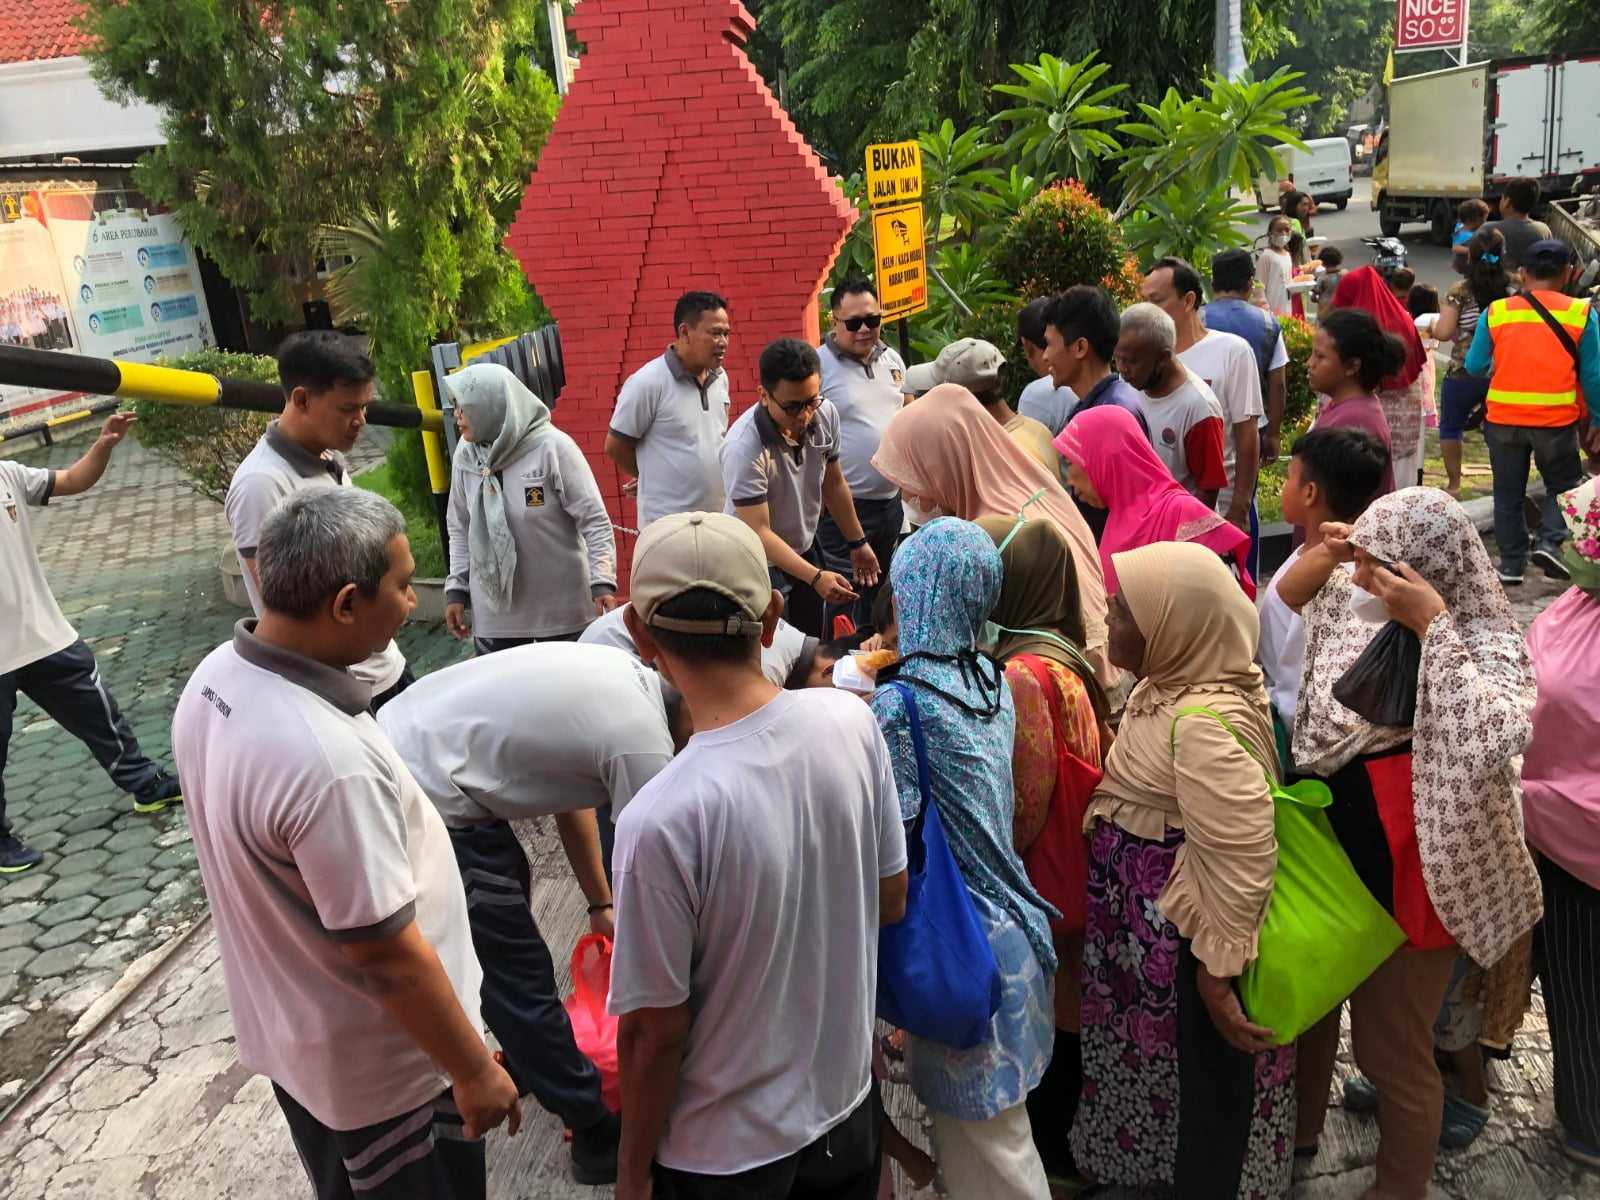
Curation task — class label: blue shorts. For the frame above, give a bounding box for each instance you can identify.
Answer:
[1439,374,1489,442]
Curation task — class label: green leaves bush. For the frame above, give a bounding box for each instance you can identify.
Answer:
[990,180,1142,305]
[131,350,277,505]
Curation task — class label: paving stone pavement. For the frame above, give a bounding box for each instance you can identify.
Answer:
[0,429,1592,1197]
[0,429,468,1096]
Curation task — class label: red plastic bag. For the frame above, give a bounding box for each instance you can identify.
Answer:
[564,934,621,1112]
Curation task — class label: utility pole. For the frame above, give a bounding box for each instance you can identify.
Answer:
[1214,0,1245,80]
[548,0,571,95]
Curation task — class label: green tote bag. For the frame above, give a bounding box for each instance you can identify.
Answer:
[1171,706,1406,1045]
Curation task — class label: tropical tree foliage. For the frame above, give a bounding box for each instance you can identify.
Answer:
[990,52,1126,183]
[80,0,560,509]
[1122,183,1258,276]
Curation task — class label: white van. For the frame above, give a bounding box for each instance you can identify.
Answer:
[1255,137,1355,212]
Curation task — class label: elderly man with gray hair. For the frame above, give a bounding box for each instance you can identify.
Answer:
[173,488,519,1200]
[1112,301,1229,503]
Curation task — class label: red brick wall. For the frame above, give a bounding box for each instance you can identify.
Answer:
[504,0,857,584]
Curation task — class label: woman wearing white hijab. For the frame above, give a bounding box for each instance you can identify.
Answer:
[444,363,617,653]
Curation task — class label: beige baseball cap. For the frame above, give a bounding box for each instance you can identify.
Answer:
[902,337,1006,395]
[630,511,772,636]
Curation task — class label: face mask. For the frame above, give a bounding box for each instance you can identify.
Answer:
[901,497,945,527]
[1349,583,1390,625]
[1269,233,1290,249]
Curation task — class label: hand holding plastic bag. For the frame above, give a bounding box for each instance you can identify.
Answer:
[564,934,621,1112]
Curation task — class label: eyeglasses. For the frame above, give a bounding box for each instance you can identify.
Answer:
[841,314,883,332]
[772,395,823,417]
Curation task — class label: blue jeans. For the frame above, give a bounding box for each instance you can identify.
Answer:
[1482,420,1584,572]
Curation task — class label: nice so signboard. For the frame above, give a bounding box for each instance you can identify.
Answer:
[1394,0,1466,52]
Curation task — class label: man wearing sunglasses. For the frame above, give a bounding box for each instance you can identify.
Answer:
[723,339,879,636]
[816,278,909,629]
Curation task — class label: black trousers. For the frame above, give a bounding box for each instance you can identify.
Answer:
[447,820,610,1131]
[1534,854,1600,1147]
[472,630,580,657]
[653,1091,880,1199]
[815,497,903,631]
[0,639,164,835]
[273,1083,484,1200]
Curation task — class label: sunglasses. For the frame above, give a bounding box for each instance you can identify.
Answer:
[841,314,883,332]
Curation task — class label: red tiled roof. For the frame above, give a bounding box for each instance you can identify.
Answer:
[0,0,92,64]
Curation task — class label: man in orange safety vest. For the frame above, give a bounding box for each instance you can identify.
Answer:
[1465,239,1600,585]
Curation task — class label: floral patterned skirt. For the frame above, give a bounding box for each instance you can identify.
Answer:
[1071,820,1296,1199]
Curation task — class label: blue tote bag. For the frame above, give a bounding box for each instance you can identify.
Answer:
[876,682,1002,1049]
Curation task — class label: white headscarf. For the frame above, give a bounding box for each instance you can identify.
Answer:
[447,364,552,611]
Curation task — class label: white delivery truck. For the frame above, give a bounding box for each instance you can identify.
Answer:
[1372,53,1600,243]
[1254,137,1355,211]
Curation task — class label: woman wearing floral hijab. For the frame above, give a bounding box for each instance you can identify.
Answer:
[1280,487,1541,1197]
[1072,542,1291,1198]
[443,363,617,653]
[869,518,1057,1198]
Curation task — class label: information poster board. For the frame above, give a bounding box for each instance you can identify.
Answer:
[0,182,215,438]
[870,202,928,322]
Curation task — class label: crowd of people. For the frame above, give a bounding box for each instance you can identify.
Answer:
[2,188,1598,1200]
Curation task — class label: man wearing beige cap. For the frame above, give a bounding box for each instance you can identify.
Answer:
[906,336,1062,476]
[609,511,908,1200]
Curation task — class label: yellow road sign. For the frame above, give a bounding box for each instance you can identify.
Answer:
[865,140,923,207]
[871,202,928,321]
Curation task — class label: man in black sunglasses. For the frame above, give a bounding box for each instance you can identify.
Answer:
[816,278,910,631]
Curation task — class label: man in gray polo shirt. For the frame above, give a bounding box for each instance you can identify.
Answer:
[605,291,732,528]
[815,277,908,625]
[173,489,520,1199]
[722,338,879,636]
[224,331,410,711]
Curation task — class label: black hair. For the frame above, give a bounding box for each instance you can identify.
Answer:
[758,337,821,392]
[1280,190,1310,219]
[1406,284,1439,318]
[817,630,872,662]
[1288,232,1306,262]
[1320,308,1408,392]
[646,588,761,665]
[672,291,728,333]
[1388,267,1416,293]
[1291,427,1391,521]
[1467,228,1511,309]
[1150,256,1204,308]
[1047,285,1119,363]
[1210,249,1255,295]
[831,276,877,311]
[276,331,374,398]
[1018,296,1055,350]
[1501,177,1540,215]
[1457,197,1490,225]
[871,584,897,633]
[1317,245,1344,268]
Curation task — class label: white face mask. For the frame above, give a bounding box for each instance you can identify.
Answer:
[1349,583,1391,625]
[1269,232,1290,249]
[901,496,946,527]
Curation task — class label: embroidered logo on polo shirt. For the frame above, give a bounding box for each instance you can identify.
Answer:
[3,485,16,523]
[524,485,546,508]
[891,369,904,386]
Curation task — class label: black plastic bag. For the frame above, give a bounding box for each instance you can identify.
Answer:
[1332,620,1421,727]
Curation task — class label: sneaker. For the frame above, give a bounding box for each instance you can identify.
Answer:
[133,773,183,815]
[0,833,44,874]
[1530,547,1571,581]
[1497,568,1525,586]
[1343,1075,1379,1113]
[570,1110,620,1186]
[1439,1093,1491,1149]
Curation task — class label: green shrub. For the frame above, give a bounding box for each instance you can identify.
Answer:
[353,459,447,578]
[132,349,277,504]
[1256,314,1317,525]
[990,180,1143,306]
[952,301,1036,404]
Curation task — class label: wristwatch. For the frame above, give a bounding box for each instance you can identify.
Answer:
[845,535,869,550]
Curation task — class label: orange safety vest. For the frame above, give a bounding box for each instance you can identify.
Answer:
[1484,291,1591,428]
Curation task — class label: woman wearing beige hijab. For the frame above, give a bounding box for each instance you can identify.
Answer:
[1071,542,1292,1198]
[872,383,1114,687]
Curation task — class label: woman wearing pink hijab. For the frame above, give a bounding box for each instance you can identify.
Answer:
[1056,405,1255,599]
[872,382,1115,687]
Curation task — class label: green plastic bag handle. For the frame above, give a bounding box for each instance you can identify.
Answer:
[1170,705,1333,811]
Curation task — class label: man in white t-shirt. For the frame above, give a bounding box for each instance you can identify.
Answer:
[1143,258,1264,538]
[1115,304,1229,502]
[172,489,519,1199]
[378,642,691,1185]
[609,511,908,1200]
[1,412,182,873]
[224,331,410,711]
[581,602,841,690]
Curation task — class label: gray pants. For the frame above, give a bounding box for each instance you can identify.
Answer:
[1,639,165,835]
